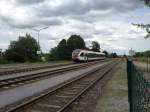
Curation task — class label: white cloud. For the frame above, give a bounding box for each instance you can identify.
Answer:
[0,0,149,54]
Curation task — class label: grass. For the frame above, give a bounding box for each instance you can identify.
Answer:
[135,57,150,64]
[134,61,150,80]
[94,62,129,112]
[0,60,72,71]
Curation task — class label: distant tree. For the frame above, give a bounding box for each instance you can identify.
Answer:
[57,39,69,59]
[102,50,108,57]
[135,50,150,57]
[67,35,85,58]
[91,41,100,52]
[110,53,118,58]
[5,34,39,62]
[49,47,59,60]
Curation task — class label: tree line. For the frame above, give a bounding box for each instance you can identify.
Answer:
[49,35,101,60]
[0,34,104,63]
[135,50,150,57]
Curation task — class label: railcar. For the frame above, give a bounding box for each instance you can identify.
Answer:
[72,49,105,62]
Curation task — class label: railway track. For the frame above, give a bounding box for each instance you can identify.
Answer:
[3,59,120,112]
[0,60,107,90]
[0,63,75,76]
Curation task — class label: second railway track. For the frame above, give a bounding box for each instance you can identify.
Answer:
[0,60,108,90]
[0,63,75,76]
[2,59,121,112]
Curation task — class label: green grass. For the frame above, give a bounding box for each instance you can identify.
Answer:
[95,62,129,112]
[135,57,150,64]
[0,60,72,71]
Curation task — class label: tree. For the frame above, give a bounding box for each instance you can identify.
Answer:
[135,50,150,57]
[67,35,85,58]
[103,50,108,57]
[91,41,100,52]
[49,47,59,60]
[5,34,40,62]
[133,0,150,38]
[57,39,69,59]
[110,53,118,58]
[143,0,150,7]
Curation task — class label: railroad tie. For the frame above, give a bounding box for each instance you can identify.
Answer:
[37,103,61,109]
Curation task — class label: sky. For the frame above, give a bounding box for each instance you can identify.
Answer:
[0,0,150,55]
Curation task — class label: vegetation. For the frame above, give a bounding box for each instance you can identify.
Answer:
[134,50,150,57]
[49,36,104,60]
[143,0,150,7]
[103,51,108,57]
[109,53,118,58]
[5,34,40,62]
[49,34,86,60]
[0,33,119,63]
[94,63,128,112]
[133,0,150,38]
[91,41,100,52]
[67,35,86,58]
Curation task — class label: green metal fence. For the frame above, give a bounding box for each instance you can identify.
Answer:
[127,59,150,112]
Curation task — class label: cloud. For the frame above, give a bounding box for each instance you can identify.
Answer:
[16,0,44,5]
[0,0,148,54]
[107,38,118,41]
[0,0,143,29]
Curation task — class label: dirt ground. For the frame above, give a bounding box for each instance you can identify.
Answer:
[94,62,129,112]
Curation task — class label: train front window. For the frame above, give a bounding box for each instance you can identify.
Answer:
[80,53,84,57]
[72,50,80,57]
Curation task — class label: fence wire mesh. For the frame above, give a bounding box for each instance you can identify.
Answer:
[127,59,150,112]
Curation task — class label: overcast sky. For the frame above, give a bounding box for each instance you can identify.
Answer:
[0,0,150,55]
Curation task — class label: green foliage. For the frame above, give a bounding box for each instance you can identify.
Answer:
[142,0,150,7]
[5,34,40,62]
[135,50,150,57]
[132,0,150,38]
[67,35,85,57]
[132,23,150,38]
[57,39,69,59]
[49,47,59,60]
[110,53,118,58]
[49,35,86,60]
[103,50,108,57]
[91,41,100,52]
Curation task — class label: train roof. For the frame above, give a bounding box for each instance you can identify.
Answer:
[73,49,105,55]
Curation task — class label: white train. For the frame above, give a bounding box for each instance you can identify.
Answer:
[72,49,105,62]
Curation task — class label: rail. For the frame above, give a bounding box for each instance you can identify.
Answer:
[0,60,107,90]
[3,60,119,112]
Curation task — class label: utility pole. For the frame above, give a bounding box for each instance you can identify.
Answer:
[30,26,49,60]
[0,49,2,57]
[146,51,148,73]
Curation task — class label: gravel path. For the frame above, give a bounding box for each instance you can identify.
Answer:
[94,62,129,112]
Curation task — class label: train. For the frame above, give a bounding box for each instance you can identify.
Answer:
[72,49,105,62]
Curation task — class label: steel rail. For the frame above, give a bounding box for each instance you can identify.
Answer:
[57,60,120,112]
[4,60,120,112]
[0,59,109,76]
[0,60,108,89]
[0,63,75,76]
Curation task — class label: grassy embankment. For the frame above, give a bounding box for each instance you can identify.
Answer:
[94,62,129,112]
[0,60,72,72]
[135,57,150,64]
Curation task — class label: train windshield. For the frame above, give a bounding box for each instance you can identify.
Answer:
[72,49,81,57]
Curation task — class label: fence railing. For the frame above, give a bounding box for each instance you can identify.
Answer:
[127,59,150,112]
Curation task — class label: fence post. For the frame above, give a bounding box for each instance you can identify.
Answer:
[127,59,133,112]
